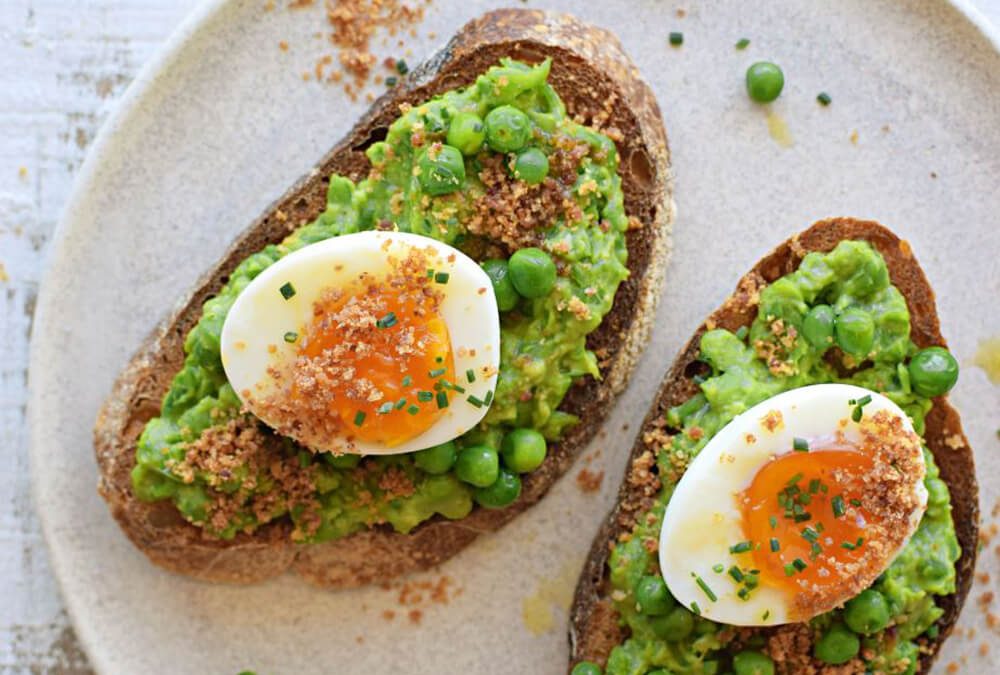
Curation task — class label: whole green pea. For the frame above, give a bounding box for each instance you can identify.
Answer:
[802,304,835,349]
[634,575,675,616]
[650,607,694,642]
[501,428,548,473]
[513,147,549,184]
[508,247,557,298]
[473,467,522,509]
[446,112,486,156]
[454,445,499,487]
[481,259,520,312]
[484,105,532,152]
[570,662,603,675]
[834,308,875,356]
[843,589,890,635]
[732,650,776,675]
[413,441,457,475]
[417,144,466,196]
[745,62,785,103]
[908,346,959,397]
[813,623,860,665]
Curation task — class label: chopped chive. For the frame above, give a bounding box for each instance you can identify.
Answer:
[735,37,751,50]
[669,31,684,46]
[484,390,493,406]
[376,312,398,329]
[841,541,857,551]
[792,558,807,571]
[810,542,823,558]
[395,59,409,75]
[857,394,872,406]
[436,391,449,409]
[769,515,778,529]
[417,391,434,402]
[385,75,398,87]
[712,564,725,574]
[428,368,446,378]
[466,369,476,383]
[407,405,420,415]
[353,411,366,427]
[856,537,864,547]
[441,380,466,394]
[394,398,407,410]
[793,437,810,452]
[729,541,752,554]
[794,512,812,523]
[799,492,812,505]
[737,587,750,600]
[434,272,450,284]
[728,566,744,582]
[692,574,718,602]
[816,522,825,533]
[283,331,298,343]
[852,406,864,422]
[850,498,862,507]
[786,472,803,486]
[808,478,821,494]
[466,395,483,408]
[802,527,819,543]
[426,268,434,278]
[435,356,443,363]
[769,538,780,552]
[784,563,796,577]
[690,601,701,615]
[817,92,832,106]
[402,375,413,387]
[832,494,846,518]
[377,402,394,414]
[279,282,296,300]
[820,483,829,493]
[762,609,771,620]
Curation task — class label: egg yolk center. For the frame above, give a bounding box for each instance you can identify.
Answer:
[739,443,878,611]
[294,274,454,447]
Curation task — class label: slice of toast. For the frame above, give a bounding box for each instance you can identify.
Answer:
[569,218,978,674]
[93,8,673,587]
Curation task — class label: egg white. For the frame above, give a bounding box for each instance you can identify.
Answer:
[220,231,500,455]
[658,383,927,626]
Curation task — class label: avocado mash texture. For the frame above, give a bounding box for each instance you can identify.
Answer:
[131,59,630,542]
[604,242,960,675]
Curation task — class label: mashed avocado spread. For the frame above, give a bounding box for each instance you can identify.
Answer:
[131,59,631,542]
[602,242,960,675]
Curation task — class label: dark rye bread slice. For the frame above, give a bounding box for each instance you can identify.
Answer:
[93,8,672,587]
[569,218,978,674]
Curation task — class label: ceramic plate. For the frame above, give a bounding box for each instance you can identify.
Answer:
[30,0,1000,673]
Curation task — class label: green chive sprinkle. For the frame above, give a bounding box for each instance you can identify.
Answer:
[407,405,420,415]
[762,609,771,620]
[850,498,862,507]
[817,92,832,106]
[434,272,450,284]
[353,411,366,427]
[402,375,412,387]
[426,268,434,278]
[769,515,778,529]
[669,31,684,46]
[385,76,398,87]
[417,391,433,402]
[784,564,796,577]
[793,437,810,452]
[736,38,751,50]
[770,538,780,552]
[792,558,807,571]
[737,587,750,600]
[816,522,825,533]
[852,406,864,422]
[466,369,476,383]
[377,402,393,414]
[728,566,744,582]
[729,541,752,554]
[712,564,725,574]
[279,282,296,300]
[484,390,494,406]
[794,512,812,523]
[802,527,819,542]
[436,391,449,409]
[394,398,407,410]
[841,541,856,551]
[428,368,446,378]
[692,574,717,602]
[283,331,298,343]
[832,494,846,518]
[808,478,821,494]
[395,59,409,75]
[466,395,484,408]
[435,356,443,363]
[786,473,803,486]
[376,312,397,329]
[857,395,872,406]
[690,601,701,615]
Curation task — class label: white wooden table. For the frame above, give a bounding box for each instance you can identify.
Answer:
[2,1,998,672]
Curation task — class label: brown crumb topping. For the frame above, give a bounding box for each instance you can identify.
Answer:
[576,468,604,493]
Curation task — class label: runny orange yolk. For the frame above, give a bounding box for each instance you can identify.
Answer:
[739,444,878,609]
[298,284,454,447]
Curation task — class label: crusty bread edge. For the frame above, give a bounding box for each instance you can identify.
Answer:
[93,8,674,588]
[568,217,979,675]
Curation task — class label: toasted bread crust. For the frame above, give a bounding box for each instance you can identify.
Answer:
[569,218,978,674]
[93,9,673,587]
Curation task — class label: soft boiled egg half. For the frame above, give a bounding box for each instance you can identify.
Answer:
[659,383,928,626]
[220,231,500,455]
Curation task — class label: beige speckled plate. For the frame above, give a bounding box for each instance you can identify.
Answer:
[30,1,1000,673]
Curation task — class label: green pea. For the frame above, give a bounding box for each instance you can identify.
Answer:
[484,105,532,152]
[454,445,499,487]
[481,259,520,312]
[813,623,860,665]
[500,428,547,473]
[324,453,361,469]
[513,147,549,184]
[413,441,457,475]
[745,62,785,103]
[834,308,875,356]
[650,607,694,642]
[802,304,835,349]
[417,144,466,196]
[570,663,602,675]
[925,477,949,506]
[446,112,486,156]
[843,589,890,635]
[908,346,959,397]
[732,650,775,675]
[634,575,674,616]
[473,467,522,508]
[508,247,556,298]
